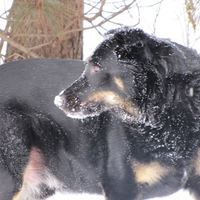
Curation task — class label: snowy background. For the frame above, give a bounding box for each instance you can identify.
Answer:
[47,190,193,200]
[1,0,200,62]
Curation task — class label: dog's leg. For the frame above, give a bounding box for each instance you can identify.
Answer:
[0,165,15,200]
[0,108,32,200]
[12,147,56,200]
[185,175,200,200]
[102,169,139,200]
[185,150,200,200]
[102,120,139,200]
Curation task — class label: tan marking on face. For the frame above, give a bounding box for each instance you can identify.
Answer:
[114,77,124,91]
[132,160,170,186]
[88,91,139,117]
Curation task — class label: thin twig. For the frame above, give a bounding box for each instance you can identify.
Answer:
[84,0,106,22]
[153,1,163,35]
[0,30,40,58]
[84,0,136,27]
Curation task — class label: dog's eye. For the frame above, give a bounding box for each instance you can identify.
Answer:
[134,41,143,48]
[114,46,128,60]
[90,66,101,75]
[127,41,144,53]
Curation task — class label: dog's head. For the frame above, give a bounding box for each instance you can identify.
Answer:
[55,28,191,123]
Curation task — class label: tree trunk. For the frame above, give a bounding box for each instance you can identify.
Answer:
[5,0,83,62]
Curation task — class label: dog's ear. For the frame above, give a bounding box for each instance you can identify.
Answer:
[114,29,152,63]
[114,41,146,63]
[148,38,173,57]
[147,36,187,63]
[147,37,186,76]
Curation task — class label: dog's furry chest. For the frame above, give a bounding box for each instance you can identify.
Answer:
[125,123,199,166]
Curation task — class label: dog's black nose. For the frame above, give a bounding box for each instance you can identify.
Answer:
[54,94,65,108]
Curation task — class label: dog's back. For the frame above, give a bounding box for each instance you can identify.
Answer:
[0,58,107,200]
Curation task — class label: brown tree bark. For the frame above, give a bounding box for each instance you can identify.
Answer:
[5,0,83,62]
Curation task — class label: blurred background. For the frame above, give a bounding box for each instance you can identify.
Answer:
[0,0,200,64]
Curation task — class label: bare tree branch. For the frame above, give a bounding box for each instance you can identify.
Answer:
[84,0,106,22]
[0,0,137,62]
[83,0,136,31]
[0,30,40,58]
[84,0,136,23]
[153,1,163,35]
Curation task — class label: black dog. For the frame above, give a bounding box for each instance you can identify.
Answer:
[55,28,200,200]
[0,58,111,200]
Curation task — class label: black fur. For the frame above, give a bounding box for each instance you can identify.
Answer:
[0,58,110,200]
[56,28,200,200]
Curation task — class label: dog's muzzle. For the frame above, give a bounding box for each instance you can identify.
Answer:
[54,94,65,108]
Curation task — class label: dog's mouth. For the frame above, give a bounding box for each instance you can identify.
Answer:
[54,91,140,122]
[54,94,106,119]
[82,101,105,116]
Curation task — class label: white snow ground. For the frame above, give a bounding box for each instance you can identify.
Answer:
[47,189,193,200]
